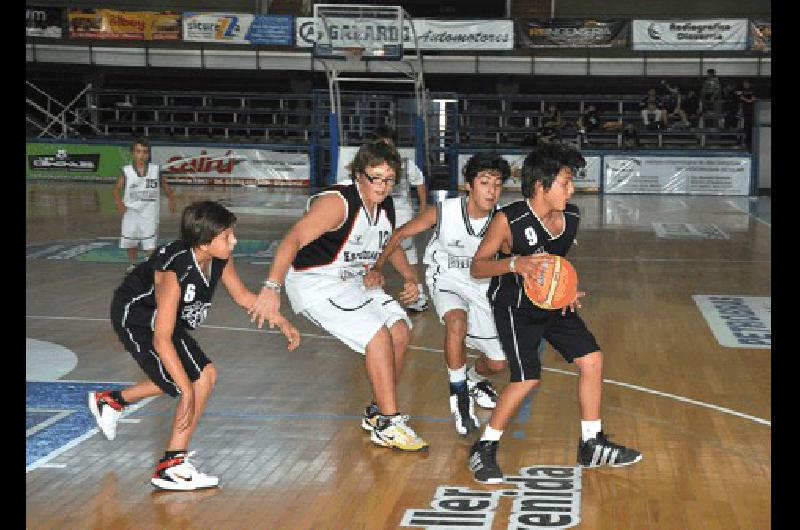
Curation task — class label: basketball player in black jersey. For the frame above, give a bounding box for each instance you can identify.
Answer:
[88,201,300,490]
[467,143,642,483]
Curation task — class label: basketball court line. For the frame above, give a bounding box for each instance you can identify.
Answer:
[27,315,772,427]
[26,395,156,473]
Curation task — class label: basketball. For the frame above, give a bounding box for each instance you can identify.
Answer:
[523,255,579,310]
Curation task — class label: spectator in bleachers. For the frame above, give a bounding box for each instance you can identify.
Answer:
[576,104,600,145]
[660,80,690,128]
[700,68,722,115]
[680,89,700,128]
[640,88,665,129]
[538,126,558,144]
[721,83,739,130]
[622,123,639,148]
[542,104,562,130]
[736,81,757,148]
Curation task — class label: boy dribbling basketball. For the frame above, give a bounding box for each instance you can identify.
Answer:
[467,142,642,483]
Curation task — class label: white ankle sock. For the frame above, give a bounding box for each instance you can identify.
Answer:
[448,365,467,383]
[481,425,503,442]
[581,420,602,442]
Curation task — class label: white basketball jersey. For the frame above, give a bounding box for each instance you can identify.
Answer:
[285,184,395,313]
[423,197,495,288]
[122,163,160,219]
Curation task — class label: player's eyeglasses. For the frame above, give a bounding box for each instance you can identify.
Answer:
[363,171,397,187]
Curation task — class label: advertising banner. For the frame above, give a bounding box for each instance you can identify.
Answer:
[604,156,751,195]
[296,17,514,50]
[27,6,63,38]
[151,146,310,186]
[632,19,747,50]
[26,143,130,180]
[458,153,601,191]
[183,13,293,45]
[693,295,770,348]
[68,9,180,40]
[749,20,771,52]
[521,19,627,48]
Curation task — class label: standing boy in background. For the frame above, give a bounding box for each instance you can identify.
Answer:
[114,137,176,273]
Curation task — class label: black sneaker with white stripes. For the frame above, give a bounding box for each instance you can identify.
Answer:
[468,440,503,483]
[577,431,642,468]
[449,388,479,435]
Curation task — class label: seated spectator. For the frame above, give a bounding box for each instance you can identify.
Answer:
[660,80,691,128]
[538,126,558,143]
[542,104,562,129]
[577,104,601,145]
[682,89,701,127]
[622,124,639,148]
[640,88,665,129]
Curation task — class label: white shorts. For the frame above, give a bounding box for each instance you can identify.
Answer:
[427,277,505,361]
[395,202,418,265]
[299,285,412,354]
[120,209,157,250]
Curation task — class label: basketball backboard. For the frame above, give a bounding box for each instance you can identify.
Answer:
[312,4,405,61]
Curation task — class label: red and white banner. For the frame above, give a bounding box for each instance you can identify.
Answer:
[151,146,310,187]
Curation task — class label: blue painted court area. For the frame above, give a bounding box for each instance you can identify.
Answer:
[26,380,128,469]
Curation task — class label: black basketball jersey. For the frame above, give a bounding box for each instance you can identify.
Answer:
[291,183,396,271]
[113,240,228,330]
[488,199,580,310]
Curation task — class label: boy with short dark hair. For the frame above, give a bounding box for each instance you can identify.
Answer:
[368,152,511,435]
[113,137,176,273]
[89,201,299,491]
[468,142,642,483]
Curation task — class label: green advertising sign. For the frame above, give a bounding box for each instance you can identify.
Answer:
[26,142,131,180]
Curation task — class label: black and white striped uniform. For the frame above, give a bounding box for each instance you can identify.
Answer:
[490,200,599,382]
[110,240,226,396]
[120,163,161,250]
[285,183,411,354]
[422,197,504,360]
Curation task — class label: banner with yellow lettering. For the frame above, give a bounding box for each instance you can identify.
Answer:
[68,9,180,40]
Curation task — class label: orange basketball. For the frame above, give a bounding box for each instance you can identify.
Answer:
[522,255,579,310]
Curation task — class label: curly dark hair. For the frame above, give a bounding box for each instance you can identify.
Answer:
[462,152,510,187]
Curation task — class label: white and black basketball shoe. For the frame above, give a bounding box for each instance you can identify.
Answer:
[467,379,498,409]
[151,452,219,491]
[449,389,479,435]
[468,440,503,484]
[577,431,642,468]
[88,391,124,441]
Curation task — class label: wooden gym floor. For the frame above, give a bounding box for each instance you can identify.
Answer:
[26,182,770,529]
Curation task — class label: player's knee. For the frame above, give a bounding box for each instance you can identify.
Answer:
[485,359,507,373]
[200,363,218,388]
[389,319,410,346]
[576,350,603,373]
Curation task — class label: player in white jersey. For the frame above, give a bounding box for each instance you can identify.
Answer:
[113,137,176,273]
[249,141,428,452]
[367,153,511,435]
[368,126,429,313]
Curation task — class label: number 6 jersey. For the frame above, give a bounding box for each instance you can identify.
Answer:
[112,240,227,331]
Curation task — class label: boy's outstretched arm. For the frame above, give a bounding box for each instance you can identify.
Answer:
[220,258,300,351]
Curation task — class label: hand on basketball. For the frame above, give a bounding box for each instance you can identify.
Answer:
[249,288,281,329]
[516,253,552,277]
[398,281,419,306]
[176,388,195,432]
[562,290,586,315]
[363,268,384,289]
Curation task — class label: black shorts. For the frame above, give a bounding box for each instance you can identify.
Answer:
[493,305,600,382]
[111,306,211,398]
